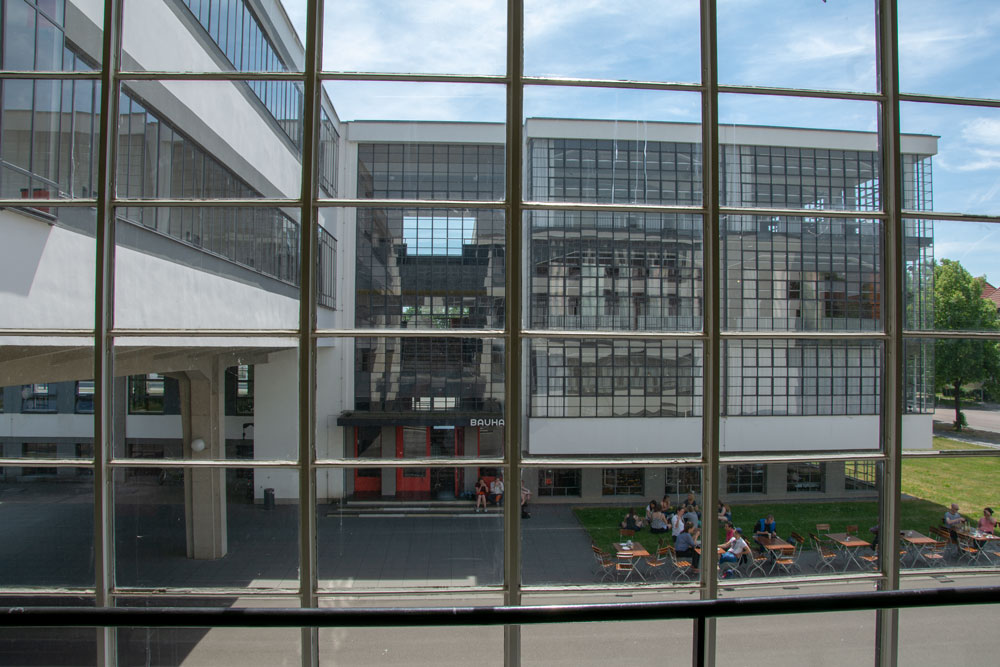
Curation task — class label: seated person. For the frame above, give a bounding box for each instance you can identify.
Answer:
[683,504,700,528]
[660,495,673,516]
[620,508,644,532]
[722,520,735,543]
[674,521,701,572]
[979,507,997,534]
[520,483,531,518]
[648,502,670,534]
[717,500,732,523]
[943,503,964,542]
[474,477,488,512]
[720,528,750,568]
[754,514,777,540]
[684,492,701,517]
[670,506,686,541]
[645,499,659,523]
[489,476,504,506]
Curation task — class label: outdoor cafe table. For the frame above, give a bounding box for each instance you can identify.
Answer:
[614,542,650,581]
[755,534,794,573]
[826,533,871,571]
[956,527,1000,563]
[900,529,937,566]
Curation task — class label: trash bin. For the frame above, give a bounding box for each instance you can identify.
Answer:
[263,487,275,510]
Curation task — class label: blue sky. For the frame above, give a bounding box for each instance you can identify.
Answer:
[282,0,1000,283]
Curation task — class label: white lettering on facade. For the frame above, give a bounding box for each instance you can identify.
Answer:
[470,418,505,427]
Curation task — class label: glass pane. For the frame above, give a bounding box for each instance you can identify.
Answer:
[113,339,297,461]
[318,595,504,666]
[318,469,503,590]
[0,469,94,587]
[114,467,299,589]
[344,337,505,434]
[123,0,306,72]
[116,79,303,196]
[899,455,1000,571]
[718,0,877,92]
[524,0,700,83]
[528,339,702,440]
[722,340,882,453]
[114,210,301,329]
[0,206,97,330]
[899,599,999,664]
[0,342,95,453]
[336,206,505,329]
[526,465,706,586]
[525,86,701,134]
[722,216,882,332]
[899,2,1000,99]
[716,585,876,665]
[117,596,301,666]
[322,0,505,75]
[719,95,884,211]
[718,461,882,577]
[901,101,1000,217]
[0,596,95,665]
[324,81,505,126]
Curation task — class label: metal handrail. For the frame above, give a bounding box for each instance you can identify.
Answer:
[3,586,996,628]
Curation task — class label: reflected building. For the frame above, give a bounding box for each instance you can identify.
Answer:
[340,119,936,501]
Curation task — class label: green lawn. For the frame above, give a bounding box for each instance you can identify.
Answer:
[576,438,999,554]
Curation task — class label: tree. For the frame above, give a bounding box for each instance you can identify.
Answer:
[933,259,1000,429]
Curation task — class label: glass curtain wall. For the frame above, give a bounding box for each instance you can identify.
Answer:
[2,0,1000,664]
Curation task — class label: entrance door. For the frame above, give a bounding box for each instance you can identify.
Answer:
[429,427,459,499]
[396,426,430,498]
[353,427,382,496]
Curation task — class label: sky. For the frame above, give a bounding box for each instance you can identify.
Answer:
[279,0,1000,284]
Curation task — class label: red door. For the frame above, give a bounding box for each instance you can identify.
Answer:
[396,426,430,497]
[353,427,382,496]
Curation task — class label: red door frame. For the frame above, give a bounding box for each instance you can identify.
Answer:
[352,427,382,495]
[395,426,430,495]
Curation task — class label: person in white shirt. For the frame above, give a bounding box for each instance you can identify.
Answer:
[489,476,504,506]
[670,507,686,542]
[720,528,749,565]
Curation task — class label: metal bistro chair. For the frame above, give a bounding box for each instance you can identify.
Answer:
[816,523,831,536]
[772,533,804,575]
[845,524,859,536]
[746,543,771,578]
[619,528,635,540]
[667,545,695,582]
[615,552,637,582]
[956,533,983,565]
[644,544,671,580]
[591,544,615,582]
[811,533,838,574]
[920,539,948,568]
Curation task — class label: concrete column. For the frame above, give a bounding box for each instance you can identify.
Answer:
[177,359,227,560]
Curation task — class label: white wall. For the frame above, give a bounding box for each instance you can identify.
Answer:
[0,212,95,329]
[253,348,298,499]
[528,414,934,454]
[114,243,299,330]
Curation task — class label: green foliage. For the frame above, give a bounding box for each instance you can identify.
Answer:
[933,259,1000,429]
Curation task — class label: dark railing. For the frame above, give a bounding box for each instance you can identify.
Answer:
[3,586,995,627]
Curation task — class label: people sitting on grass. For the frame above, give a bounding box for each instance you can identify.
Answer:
[717,500,732,524]
[645,499,658,524]
[648,502,670,534]
[660,495,673,516]
[684,491,700,518]
[683,504,700,528]
[675,521,701,573]
[620,508,644,532]
[979,507,997,534]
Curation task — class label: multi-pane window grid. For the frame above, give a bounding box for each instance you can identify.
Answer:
[601,468,644,496]
[726,464,767,495]
[845,460,877,490]
[786,462,825,493]
[354,337,504,413]
[725,340,880,417]
[529,339,702,418]
[665,466,702,496]
[530,138,702,205]
[537,469,582,497]
[530,211,702,331]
